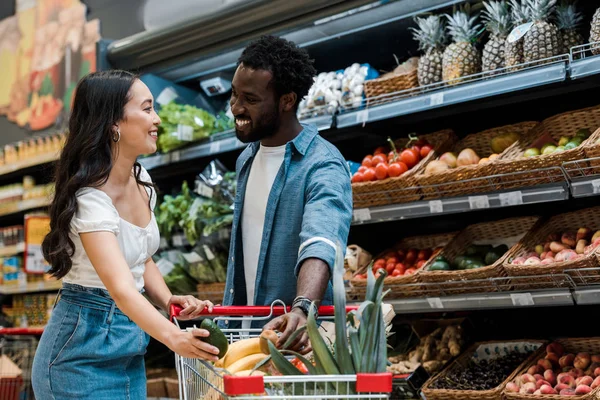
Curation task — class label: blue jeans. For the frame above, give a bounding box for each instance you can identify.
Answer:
[32,283,150,399]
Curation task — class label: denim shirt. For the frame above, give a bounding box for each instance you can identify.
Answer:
[221,124,352,325]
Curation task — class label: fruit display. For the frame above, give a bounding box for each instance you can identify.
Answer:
[509,227,600,266]
[353,245,442,280]
[523,128,591,157]
[505,341,600,396]
[429,243,509,271]
[443,5,482,84]
[524,0,561,64]
[388,324,466,375]
[351,136,434,183]
[424,341,538,393]
[506,0,530,69]
[411,15,448,86]
[482,0,513,72]
[556,1,585,56]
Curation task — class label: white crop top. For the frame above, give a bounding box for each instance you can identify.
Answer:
[62,167,160,291]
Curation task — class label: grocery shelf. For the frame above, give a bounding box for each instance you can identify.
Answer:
[0,279,61,295]
[0,197,52,219]
[562,157,600,198]
[336,56,568,129]
[0,153,59,177]
[0,243,25,258]
[299,114,334,131]
[569,42,600,80]
[352,167,569,225]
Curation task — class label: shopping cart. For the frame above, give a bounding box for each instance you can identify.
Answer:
[0,327,43,400]
[170,301,392,400]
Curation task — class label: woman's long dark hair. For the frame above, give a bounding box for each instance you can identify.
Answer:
[43,70,154,279]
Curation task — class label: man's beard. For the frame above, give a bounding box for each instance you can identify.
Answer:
[235,107,280,143]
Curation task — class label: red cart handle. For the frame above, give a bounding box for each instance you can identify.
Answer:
[169,304,357,320]
[0,327,44,335]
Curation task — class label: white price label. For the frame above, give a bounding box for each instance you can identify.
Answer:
[499,191,523,206]
[429,92,444,106]
[195,182,214,199]
[203,245,216,261]
[209,141,221,154]
[427,297,444,309]
[429,200,444,214]
[353,208,371,222]
[172,235,184,247]
[177,124,194,141]
[156,87,178,106]
[511,293,534,306]
[507,22,534,43]
[356,109,369,124]
[171,151,181,163]
[592,179,600,194]
[468,195,490,210]
[182,251,203,264]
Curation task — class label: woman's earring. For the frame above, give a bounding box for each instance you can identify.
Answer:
[112,130,121,143]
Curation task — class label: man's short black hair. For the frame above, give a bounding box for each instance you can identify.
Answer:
[238,35,316,110]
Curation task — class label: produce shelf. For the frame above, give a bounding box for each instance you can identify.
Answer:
[336,55,568,129]
[0,152,59,177]
[0,279,61,295]
[352,167,569,225]
[569,42,600,80]
[0,197,52,219]
[0,243,25,258]
[563,157,600,198]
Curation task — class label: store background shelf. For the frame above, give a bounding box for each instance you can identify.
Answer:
[0,197,52,219]
[0,280,61,295]
[570,43,600,80]
[0,243,25,258]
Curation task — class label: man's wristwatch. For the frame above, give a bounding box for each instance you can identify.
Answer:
[292,296,319,320]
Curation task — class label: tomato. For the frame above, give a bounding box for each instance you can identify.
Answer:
[362,156,373,168]
[388,162,408,178]
[363,168,376,181]
[405,268,417,275]
[394,263,406,274]
[351,172,364,183]
[374,146,387,155]
[416,260,426,269]
[396,249,406,261]
[410,145,421,156]
[417,249,431,261]
[374,259,385,267]
[375,163,388,180]
[400,149,419,169]
[392,269,403,277]
[386,256,398,264]
[358,165,368,173]
[371,154,387,166]
[385,263,396,274]
[405,249,417,264]
[420,145,433,158]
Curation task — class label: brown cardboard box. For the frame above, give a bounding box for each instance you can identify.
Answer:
[147,378,167,398]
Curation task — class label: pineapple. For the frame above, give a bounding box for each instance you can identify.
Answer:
[411,15,447,86]
[556,1,584,57]
[442,8,483,85]
[590,7,600,55]
[505,0,530,69]
[482,1,513,72]
[523,0,560,64]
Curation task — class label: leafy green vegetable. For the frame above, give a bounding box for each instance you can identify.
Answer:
[157,101,216,152]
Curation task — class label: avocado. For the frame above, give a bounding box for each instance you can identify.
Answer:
[484,251,502,265]
[200,318,229,358]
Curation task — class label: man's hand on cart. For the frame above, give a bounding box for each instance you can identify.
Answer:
[168,295,215,320]
[263,308,312,355]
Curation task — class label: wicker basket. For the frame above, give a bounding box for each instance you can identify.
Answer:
[504,337,600,400]
[416,122,538,200]
[493,106,600,191]
[364,57,419,101]
[503,207,600,289]
[581,127,600,176]
[349,231,458,299]
[352,129,457,208]
[421,339,546,400]
[197,282,226,304]
[419,217,539,296]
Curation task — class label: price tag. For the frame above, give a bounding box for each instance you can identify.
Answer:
[182,251,203,264]
[507,22,534,43]
[592,179,600,194]
[427,297,444,309]
[468,195,490,210]
[510,293,534,306]
[355,109,369,125]
[171,151,181,163]
[176,124,194,141]
[156,87,178,106]
[499,191,523,206]
[203,245,216,261]
[353,208,371,222]
[195,182,214,198]
[429,92,444,106]
[429,200,444,214]
[172,235,184,247]
[209,141,222,154]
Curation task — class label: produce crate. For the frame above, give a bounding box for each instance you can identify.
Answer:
[364,58,419,102]
[493,106,600,190]
[350,231,458,299]
[352,129,457,208]
[421,339,546,400]
[419,217,539,295]
[197,282,226,304]
[504,337,600,400]
[503,207,600,288]
[416,121,538,200]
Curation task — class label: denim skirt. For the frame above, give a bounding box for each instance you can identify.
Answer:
[32,283,150,400]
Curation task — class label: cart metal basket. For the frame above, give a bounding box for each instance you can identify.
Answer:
[0,327,43,400]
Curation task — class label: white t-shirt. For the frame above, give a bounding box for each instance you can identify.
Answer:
[241,144,286,312]
[63,167,160,291]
